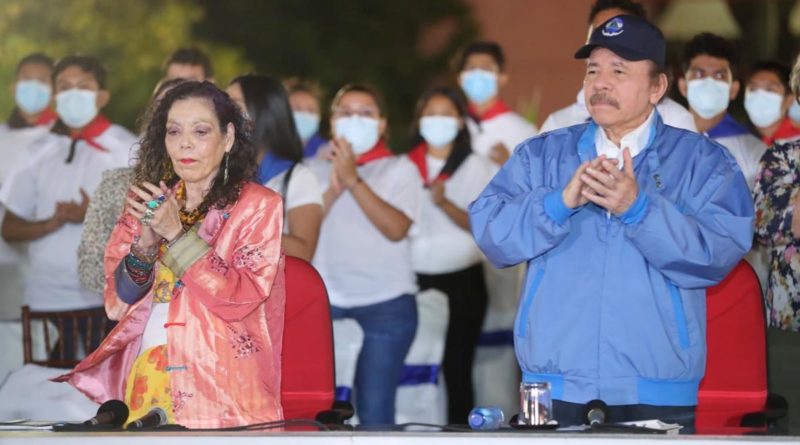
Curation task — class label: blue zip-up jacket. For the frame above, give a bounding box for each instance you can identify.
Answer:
[468,113,754,406]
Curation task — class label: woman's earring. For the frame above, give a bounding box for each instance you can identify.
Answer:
[223,152,230,185]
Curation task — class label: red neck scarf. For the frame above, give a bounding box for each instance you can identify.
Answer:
[468,99,511,122]
[35,108,58,126]
[408,143,451,186]
[69,114,112,152]
[355,139,394,166]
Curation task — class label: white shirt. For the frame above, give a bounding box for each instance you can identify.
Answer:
[594,109,656,170]
[466,111,538,161]
[0,123,51,264]
[264,163,323,233]
[308,155,423,308]
[0,125,137,310]
[539,88,697,134]
[411,153,495,274]
[710,133,766,192]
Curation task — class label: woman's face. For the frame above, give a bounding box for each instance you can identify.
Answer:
[289,90,320,115]
[165,97,234,189]
[330,91,387,137]
[421,94,463,124]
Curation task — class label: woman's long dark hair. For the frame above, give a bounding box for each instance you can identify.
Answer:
[410,86,472,177]
[231,74,303,163]
[134,81,257,212]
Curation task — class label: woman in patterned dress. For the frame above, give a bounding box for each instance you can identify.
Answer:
[55,81,286,428]
[752,54,800,434]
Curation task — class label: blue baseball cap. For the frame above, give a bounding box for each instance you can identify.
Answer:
[574,15,666,68]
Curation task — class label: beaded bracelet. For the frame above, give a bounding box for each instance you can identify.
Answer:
[125,253,154,285]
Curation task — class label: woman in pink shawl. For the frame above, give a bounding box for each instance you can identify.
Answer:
[55,81,286,429]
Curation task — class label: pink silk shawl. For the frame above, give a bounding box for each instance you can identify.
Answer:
[53,183,286,428]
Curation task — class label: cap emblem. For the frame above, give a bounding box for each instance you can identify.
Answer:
[601,17,624,37]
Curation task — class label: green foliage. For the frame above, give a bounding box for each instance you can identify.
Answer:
[193,0,478,151]
[0,0,251,130]
[0,0,476,145]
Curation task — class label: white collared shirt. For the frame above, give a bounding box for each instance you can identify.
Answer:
[594,109,656,169]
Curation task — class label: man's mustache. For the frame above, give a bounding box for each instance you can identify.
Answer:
[589,93,620,109]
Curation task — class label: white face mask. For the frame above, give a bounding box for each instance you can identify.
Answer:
[789,100,800,123]
[460,69,498,104]
[744,89,784,128]
[56,89,98,128]
[686,78,731,120]
[334,116,380,155]
[420,116,459,148]
[15,80,52,114]
[293,111,320,142]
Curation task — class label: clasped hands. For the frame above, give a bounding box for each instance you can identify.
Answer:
[562,147,639,215]
[325,137,361,198]
[126,181,184,250]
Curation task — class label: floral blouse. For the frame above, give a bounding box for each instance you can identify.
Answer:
[754,139,800,332]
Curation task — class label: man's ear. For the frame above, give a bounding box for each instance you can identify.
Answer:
[650,73,669,105]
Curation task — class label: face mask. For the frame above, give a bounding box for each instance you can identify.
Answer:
[334,116,380,155]
[789,100,800,123]
[744,89,784,128]
[420,116,459,148]
[460,69,498,104]
[56,89,98,128]
[293,111,320,142]
[686,78,730,120]
[15,80,52,114]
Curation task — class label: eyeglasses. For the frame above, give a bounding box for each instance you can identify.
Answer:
[332,107,380,119]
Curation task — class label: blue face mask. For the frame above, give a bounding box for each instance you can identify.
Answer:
[460,69,498,104]
[334,116,380,155]
[420,116,459,148]
[789,100,800,123]
[293,111,320,142]
[744,89,784,129]
[686,78,730,120]
[56,89,98,129]
[15,80,52,114]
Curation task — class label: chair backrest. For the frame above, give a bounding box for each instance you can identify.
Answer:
[21,305,110,368]
[281,256,335,420]
[697,260,768,432]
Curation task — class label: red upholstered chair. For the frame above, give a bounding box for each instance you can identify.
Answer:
[696,260,778,434]
[281,255,335,420]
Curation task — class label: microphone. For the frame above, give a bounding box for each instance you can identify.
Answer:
[126,407,168,430]
[83,400,129,427]
[584,399,609,425]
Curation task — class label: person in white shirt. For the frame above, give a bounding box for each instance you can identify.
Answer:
[0,53,56,321]
[408,86,495,423]
[307,84,423,425]
[677,33,765,191]
[676,32,770,300]
[539,0,697,134]
[285,78,328,159]
[227,74,322,261]
[456,40,537,415]
[456,41,538,166]
[0,55,136,358]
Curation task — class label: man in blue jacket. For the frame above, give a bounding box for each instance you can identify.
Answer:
[469,14,753,429]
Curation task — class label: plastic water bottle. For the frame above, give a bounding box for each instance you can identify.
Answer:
[468,406,505,430]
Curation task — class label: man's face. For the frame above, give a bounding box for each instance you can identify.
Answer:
[679,54,739,103]
[165,63,206,81]
[584,47,663,133]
